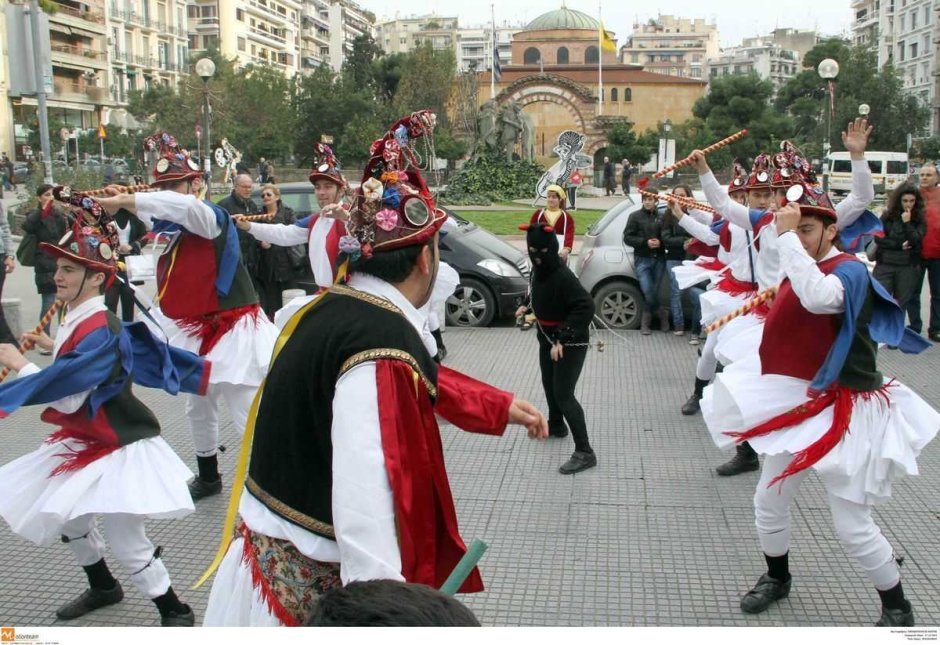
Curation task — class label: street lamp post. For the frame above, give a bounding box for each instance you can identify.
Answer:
[658,119,674,178]
[195,57,216,193]
[818,58,839,191]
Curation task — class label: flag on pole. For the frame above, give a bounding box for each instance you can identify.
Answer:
[600,22,617,53]
[493,42,502,81]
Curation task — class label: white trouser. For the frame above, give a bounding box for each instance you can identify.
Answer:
[186,382,258,457]
[754,452,900,590]
[695,327,721,381]
[61,513,171,599]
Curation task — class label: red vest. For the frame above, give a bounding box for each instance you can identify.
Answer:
[759,253,857,382]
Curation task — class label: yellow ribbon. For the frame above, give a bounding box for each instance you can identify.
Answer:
[191,292,329,589]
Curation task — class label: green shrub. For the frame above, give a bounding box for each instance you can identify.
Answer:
[441,151,544,205]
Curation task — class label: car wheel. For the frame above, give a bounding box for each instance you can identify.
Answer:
[445,277,496,327]
[593,281,642,330]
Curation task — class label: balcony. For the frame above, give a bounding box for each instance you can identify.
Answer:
[246,0,291,24]
[193,16,220,29]
[53,79,107,103]
[248,25,288,47]
[50,43,109,69]
[48,1,106,32]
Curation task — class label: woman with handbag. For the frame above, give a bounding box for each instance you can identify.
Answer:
[254,184,303,319]
[873,184,927,324]
[22,184,67,353]
[104,208,149,321]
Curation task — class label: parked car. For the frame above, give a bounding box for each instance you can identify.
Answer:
[12,162,30,183]
[575,195,699,330]
[249,182,530,327]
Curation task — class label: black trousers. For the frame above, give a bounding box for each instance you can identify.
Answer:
[537,332,591,453]
[873,262,919,311]
[104,269,136,322]
[258,279,289,319]
[0,268,16,345]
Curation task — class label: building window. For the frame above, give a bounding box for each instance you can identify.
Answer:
[523,47,540,64]
[898,41,905,61]
[557,46,569,64]
[585,45,599,64]
[238,37,246,51]
[630,52,638,63]
[691,67,701,78]
[910,42,918,59]
[911,9,918,29]
[611,87,618,101]
[624,87,632,101]
[236,9,244,21]
[188,34,198,49]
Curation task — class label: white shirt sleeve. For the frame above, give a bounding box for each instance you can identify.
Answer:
[245,222,308,246]
[134,192,222,239]
[777,232,845,314]
[15,363,91,413]
[331,362,404,584]
[678,214,720,245]
[687,208,714,226]
[834,158,875,230]
[700,171,753,230]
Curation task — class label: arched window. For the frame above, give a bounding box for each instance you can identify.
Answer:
[524,47,540,64]
[610,87,618,102]
[557,46,569,64]
[624,87,632,101]
[585,46,599,64]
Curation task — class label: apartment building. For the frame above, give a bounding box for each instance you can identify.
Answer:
[375,14,458,55]
[455,25,514,73]
[619,15,720,80]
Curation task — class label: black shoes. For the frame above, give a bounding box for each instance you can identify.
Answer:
[189,476,222,501]
[161,604,196,627]
[681,394,701,416]
[548,421,570,438]
[56,583,125,620]
[876,602,915,627]
[716,443,760,476]
[929,332,940,342]
[559,451,597,474]
[740,573,791,614]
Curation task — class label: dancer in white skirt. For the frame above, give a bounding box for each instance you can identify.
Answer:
[0,190,211,626]
[701,183,938,626]
[97,132,279,501]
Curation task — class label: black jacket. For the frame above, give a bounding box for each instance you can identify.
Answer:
[218,192,262,273]
[531,265,595,344]
[112,209,148,257]
[257,203,302,283]
[873,215,926,266]
[22,203,68,293]
[661,219,691,261]
[623,207,665,259]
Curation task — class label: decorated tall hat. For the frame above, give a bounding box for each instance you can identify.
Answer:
[143,131,203,186]
[728,159,748,194]
[340,110,446,261]
[746,153,773,190]
[784,178,837,221]
[308,142,346,188]
[771,141,814,189]
[39,186,119,280]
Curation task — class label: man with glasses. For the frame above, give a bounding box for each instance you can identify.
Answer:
[219,173,263,294]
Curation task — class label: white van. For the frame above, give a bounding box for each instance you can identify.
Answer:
[826,151,909,195]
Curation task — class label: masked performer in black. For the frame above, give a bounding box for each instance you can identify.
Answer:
[516,224,597,474]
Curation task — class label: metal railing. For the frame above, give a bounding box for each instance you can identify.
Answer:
[50,43,106,60]
[50,1,105,24]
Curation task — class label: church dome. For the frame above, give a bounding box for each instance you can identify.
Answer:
[524,7,601,31]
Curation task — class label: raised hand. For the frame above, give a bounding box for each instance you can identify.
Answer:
[842,117,873,157]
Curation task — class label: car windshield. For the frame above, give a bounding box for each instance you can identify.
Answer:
[270,189,317,217]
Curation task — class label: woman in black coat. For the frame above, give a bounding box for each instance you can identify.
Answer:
[104,208,149,321]
[873,184,927,314]
[255,184,303,318]
[21,184,67,348]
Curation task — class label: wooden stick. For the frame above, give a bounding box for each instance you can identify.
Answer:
[704,286,778,334]
[232,213,276,222]
[639,190,719,216]
[651,129,748,179]
[0,300,64,382]
[80,184,156,197]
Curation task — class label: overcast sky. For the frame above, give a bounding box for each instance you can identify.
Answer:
[355,0,854,49]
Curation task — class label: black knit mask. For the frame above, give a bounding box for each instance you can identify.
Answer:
[526,224,561,278]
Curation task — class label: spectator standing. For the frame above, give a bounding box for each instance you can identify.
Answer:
[621,158,633,195]
[253,184,301,318]
[0,210,17,345]
[21,184,68,352]
[661,185,698,336]
[566,169,582,210]
[603,156,614,196]
[909,163,940,341]
[257,157,268,184]
[623,192,666,334]
[104,208,149,322]
[218,174,263,296]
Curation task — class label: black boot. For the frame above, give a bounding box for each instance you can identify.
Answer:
[189,476,222,500]
[658,307,670,333]
[559,451,597,474]
[56,583,124,620]
[431,328,447,361]
[641,311,652,335]
[876,582,915,626]
[716,441,760,476]
[740,573,791,614]
[680,378,709,416]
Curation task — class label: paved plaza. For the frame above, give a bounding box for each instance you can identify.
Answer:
[0,249,938,627]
